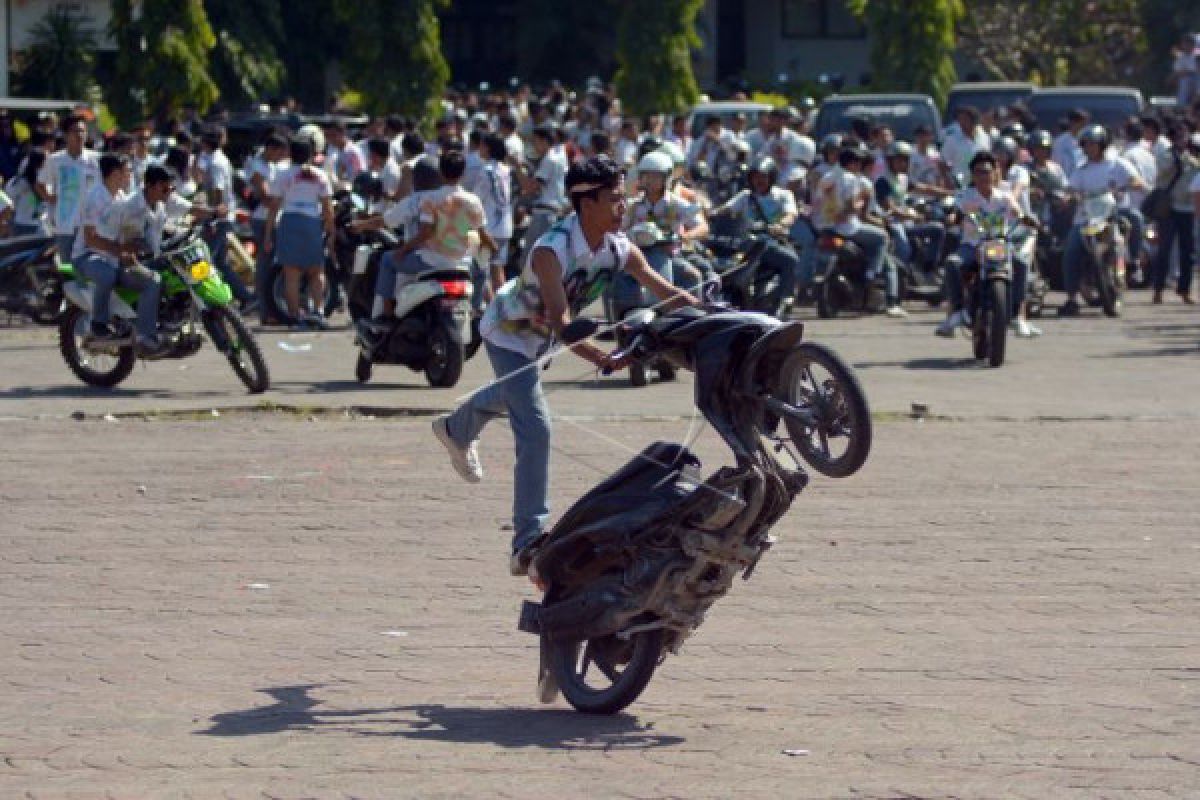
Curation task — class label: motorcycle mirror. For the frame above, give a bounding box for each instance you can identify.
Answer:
[560,318,600,345]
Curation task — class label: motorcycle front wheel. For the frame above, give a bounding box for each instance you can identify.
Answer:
[986,279,1008,368]
[204,306,270,393]
[547,628,664,715]
[1097,254,1122,317]
[777,342,872,478]
[58,307,136,388]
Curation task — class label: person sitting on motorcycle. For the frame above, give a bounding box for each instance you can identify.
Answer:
[620,150,711,297]
[807,133,842,201]
[992,136,1042,337]
[1059,124,1146,317]
[1027,130,1071,238]
[814,143,900,316]
[875,141,947,279]
[77,153,131,342]
[432,155,698,576]
[85,165,176,356]
[936,151,1031,336]
[713,156,804,311]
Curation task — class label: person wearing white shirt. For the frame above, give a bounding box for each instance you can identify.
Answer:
[248,133,289,324]
[686,116,739,173]
[38,115,100,260]
[664,115,692,157]
[613,120,640,169]
[1052,109,1089,178]
[517,125,568,246]
[1118,119,1157,280]
[475,134,516,293]
[6,150,49,236]
[747,108,816,199]
[196,129,253,308]
[1060,126,1147,316]
[940,107,991,185]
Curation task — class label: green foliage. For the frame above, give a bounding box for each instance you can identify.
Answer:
[12,7,98,100]
[1141,0,1200,93]
[956,0,1147,87]
[615,0,704,117]
[339,0,451,122]
[847,0,964,109]
[107,0,218,125]
[205,0,286,108]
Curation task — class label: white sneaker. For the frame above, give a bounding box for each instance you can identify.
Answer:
[432,415,482,483]
[1013,318,1033,338]
[885,304,909,318]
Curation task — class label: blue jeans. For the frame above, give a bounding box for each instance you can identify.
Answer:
[79,254,161,339]
[445,341,551,550]
[374,250,434,303]
[1061,225,1088,296]
[203,219,252,303]
[1117,208,1144,265]
[762,240,802,305]
[848,223,888,278]
[790,217,818,291]
[55,234,76,265]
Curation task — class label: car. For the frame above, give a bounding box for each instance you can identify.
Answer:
[1025,86,1145,132]
[686,101,772,139]
[813,93,941,143]
[945,81,1035,121]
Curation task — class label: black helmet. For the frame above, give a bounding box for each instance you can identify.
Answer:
[351,171,384,202]
[991,136,1020,164]
[1000,122,1026,146]
[748,156,778,184]
[1028,129,1054,151]
[1079,124,1109,149]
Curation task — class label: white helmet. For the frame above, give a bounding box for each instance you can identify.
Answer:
[659,140,686,167]
[637,150,673,175]
[295,123,326,155]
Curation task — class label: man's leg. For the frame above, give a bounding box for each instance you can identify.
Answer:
[118,263,162,342]
[55,234,76,265]
[762,241,800,313]
[887,220,913,265]
[81,256,118,328]
[1119,208,1144,266]
[1152,213,1179,294]
[251,218,274,324]
[850,223,888,278]
[1176,211,1195,298]
[1060,225,1086,312]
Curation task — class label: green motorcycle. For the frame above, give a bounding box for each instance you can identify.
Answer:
[58,225,270,393]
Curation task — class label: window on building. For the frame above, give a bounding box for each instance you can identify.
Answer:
[781,0,867,39]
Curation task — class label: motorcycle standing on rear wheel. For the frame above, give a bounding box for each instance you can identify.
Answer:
[517,305,871,714]
[57,224,270,392]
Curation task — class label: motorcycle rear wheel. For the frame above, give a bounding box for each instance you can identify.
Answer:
[987,280,1008,368]
[58,307,136,388]
[547,628,664,715]
[778,342,872,478]
[424,325,464,388]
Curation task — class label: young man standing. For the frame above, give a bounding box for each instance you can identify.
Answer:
[434,156,696,576]
[38,115,100,263]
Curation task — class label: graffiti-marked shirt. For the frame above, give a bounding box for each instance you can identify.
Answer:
[39,149,100,235]
[415,184,486,270]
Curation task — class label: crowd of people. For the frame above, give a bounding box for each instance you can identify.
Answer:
[2,75,1200,346]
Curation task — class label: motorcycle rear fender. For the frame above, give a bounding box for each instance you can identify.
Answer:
[393,280,444,319]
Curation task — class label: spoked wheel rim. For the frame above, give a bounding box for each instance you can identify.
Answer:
[778,342,872,478]
[217,313,255,375]
[71,312,124,376]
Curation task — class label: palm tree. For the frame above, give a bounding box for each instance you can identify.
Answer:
[13,8,98,99]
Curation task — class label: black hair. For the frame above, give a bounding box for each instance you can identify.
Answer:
[1124,119,1144,141]
[289,136,313,165]
[264,132,288,151]
[498,114,517,133]
[532,125,555,144]
[201,128,223,150]
[565,154,622,213]
[401,132,425,157]
[99,153,129,179]
[1066,108,1090,125]
[439,149,466,181]
[164,146,190,178]
[61,114,86,133]
[109,133,133,153]
[481,132,507,161]
[589,131,612,155]
[956,105,981,124]
[367,138,391,160]
[173,130,193,150]
[385,115,405,135]
[1140,115,1161,135]
[468,129,482,147]
[143,165,172,188]
[968,151,997,172]
[412,156,443,192]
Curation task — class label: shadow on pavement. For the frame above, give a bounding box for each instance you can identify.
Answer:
[0,385,230,400]
[199,685,684,750]
[853,357,981,371]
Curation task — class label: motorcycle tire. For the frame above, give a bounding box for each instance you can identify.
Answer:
[656,360,677,382]
[355,352,372,384]
[778,342,872,478]
[987,280,1008,368]
[629,362,648,388]
[425,325,464,388]
[1097,255,1121,318]
[816,280,838,319]
[204,306,270,393]
[547,627,664,715]
[58,307,136,388]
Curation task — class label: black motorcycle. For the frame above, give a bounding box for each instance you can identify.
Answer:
[705,215,794,318]
[517,307,871,714]
[0,232,61,324]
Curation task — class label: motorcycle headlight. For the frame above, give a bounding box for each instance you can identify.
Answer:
[1082,221,1105,236]
[981,242,1007,262]
[189,260,212,282]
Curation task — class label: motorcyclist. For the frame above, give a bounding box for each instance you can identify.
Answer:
[1027,130,1071,239]
[432,155,697,576]
[747,107,815,201]
[620,150,711,297]
[936,151,1031,336]
[807,133,842,200]
[713,156,804,313]
[1059,124,1145,317]
[875,140,947,283]
[992,136,1042,337]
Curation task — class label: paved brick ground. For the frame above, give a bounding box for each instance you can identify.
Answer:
[1,412,1197,799]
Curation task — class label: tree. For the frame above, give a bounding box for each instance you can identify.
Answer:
[205,0,286,109]
[11,7,98,100]
[107,0,218,125]
[956,0,1146,86]
[614,0,704,118]
[847,0,964,110]
[339,0,450,122]
[1141,0,1200,93]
